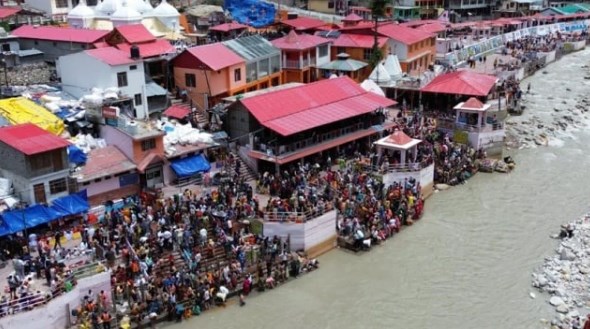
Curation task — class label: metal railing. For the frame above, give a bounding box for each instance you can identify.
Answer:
[263,203,334,223]
[437,118,504,132]
[254,122,366,155]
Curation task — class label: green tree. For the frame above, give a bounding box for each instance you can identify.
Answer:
[369,0,387,68]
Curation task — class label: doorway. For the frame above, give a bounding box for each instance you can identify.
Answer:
[33,183,47,204]
[145,166,163,188]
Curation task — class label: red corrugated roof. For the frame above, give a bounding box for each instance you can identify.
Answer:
[378,23,434,45]
[401,20,441,27]
[239,77,396,136]
[342,13,363,22]
[338,21,375,31]
[137,152,164,172]
[462,97,484,109]
[78,145,136,182]
[116,39,175,58]
[185,43,244,71]
[282,17,328,31]
[271,30,330,50]
[164,104,190,119]
[386,130,413,145]
[85,47,139,66]
[12,25,109,43]
[416,22,447,34]
[421,71,498,97]
[114,24,156,44]
[0,7,20,19]
[0,123,69,155]
[332,33,387,49]
[93,41,110,48]
[209,22,248,32]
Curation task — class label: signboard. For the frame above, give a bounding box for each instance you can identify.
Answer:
[453,130,469,145]
[102,106,118,119]
[119,173,139,187]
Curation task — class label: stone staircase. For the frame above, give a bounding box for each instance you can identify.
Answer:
[230,151,258,182]
[168,100,209,128]
[153,249,188,278]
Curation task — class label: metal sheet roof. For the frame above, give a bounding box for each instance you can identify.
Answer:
[421,70,498,97]
[145,82,168,97]
[223,35,280,62]
[184,43,244,71]
[0,123,69,155]
[239,77,396,136]
[85,47,139,66]
[271,30,330,51]
[377,23,434,45]
[114,24,156,44]
[116,39,176,58]
[12,25,109,43]
[76,145,136,182]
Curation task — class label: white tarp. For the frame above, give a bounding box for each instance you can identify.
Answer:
[162,122,215,156]
[0,178,12,197]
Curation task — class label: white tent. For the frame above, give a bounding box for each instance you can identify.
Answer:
[383,54,403,81]
[329,74,339,79]
[360,79,385,97]
[368,63,392,84]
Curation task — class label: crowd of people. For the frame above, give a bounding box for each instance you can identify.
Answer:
[68,175,320,328]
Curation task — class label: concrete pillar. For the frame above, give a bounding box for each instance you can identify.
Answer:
[299,52,303,68]
[400,149,406,166]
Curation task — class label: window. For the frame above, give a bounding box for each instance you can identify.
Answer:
[86,0,97,5]
[141,138,156,151]
[319,45,329,57]
[117,72,128,87]
[49,178,67,195]
[1,44,9,52]
[130,65,137,70]
[185,73,196,88]
[134,93,142,106]
[234,68,241,82]
[29,154,52,171]
[337,47,345,54]
[328,1,334,8]
[55,0,68,8]
[363,48,373,60]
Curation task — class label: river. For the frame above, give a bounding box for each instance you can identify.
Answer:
[171,49,590,329]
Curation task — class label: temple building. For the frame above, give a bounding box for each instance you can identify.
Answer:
[67,0,181,36]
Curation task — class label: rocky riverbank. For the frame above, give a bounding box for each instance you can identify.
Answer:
[0,62,54,86]
[532,215,590,328]
[505,67,590,150]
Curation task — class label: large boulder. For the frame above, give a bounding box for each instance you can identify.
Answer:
[550,296,565,306]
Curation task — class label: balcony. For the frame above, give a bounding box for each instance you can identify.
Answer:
[249,122,396,165]
[283,57,316,69]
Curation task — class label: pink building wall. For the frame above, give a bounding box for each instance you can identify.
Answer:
[84,177,121,198]
[101,126,134,160]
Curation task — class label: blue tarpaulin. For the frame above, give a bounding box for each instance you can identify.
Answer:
[50,191,89,217]
[68,145,87,165]
[170,154,211,178]
[1,204,61,235]
[225,0,276,28]
[0,191,89,236]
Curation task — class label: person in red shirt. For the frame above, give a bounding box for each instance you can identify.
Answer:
[583,314,590,329]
